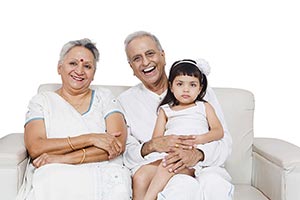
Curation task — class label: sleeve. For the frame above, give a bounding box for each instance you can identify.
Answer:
[117,96,146,171]
[123,133,146,171]
[99,88,124,119]
[159,104,169,117]
[25,94,46,126]
[195,86,232,167]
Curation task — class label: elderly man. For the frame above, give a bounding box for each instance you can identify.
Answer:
[118,31,234,200]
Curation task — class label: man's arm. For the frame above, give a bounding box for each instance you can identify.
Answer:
[123,133,146,170]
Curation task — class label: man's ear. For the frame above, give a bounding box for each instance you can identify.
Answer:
[128,61,133,69]
[161,50,166,66]
[128,62,136,76]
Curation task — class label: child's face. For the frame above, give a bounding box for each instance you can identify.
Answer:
[170,75,202,105]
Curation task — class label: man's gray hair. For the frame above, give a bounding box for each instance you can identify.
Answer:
[124,31,163,61]
[59,38,99,65]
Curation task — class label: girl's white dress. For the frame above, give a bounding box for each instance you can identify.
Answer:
[145,101,209,163]
[17,88,131,200]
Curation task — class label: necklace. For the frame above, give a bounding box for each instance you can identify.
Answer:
[59,89,91,111]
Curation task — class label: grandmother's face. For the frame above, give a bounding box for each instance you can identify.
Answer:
[58,46,96,92]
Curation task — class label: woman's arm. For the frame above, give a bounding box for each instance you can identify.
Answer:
[24,119,119,166]
[24,120,93,159]
[104,112,127,156]
[194,102,224,144]
[152,108,167,138]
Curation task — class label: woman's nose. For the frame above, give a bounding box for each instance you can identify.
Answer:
[75,65,84,75]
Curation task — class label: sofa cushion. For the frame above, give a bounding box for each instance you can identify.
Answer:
[234,185,268,200]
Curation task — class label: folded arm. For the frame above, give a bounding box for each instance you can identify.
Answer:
[25,112,126,168]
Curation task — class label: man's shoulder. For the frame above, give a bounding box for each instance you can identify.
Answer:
[118,83,143,100]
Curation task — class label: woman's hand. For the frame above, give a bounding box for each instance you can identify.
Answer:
[32,153,65,168]
[92,132,123,159]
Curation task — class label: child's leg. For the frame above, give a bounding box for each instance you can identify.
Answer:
[144,162,195,200]
[132,161,160,200]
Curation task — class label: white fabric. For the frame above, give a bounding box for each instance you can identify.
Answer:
[118,83,232,171]
[25,89,122,138]
[17,88,132,200]
[157,169,234,200]
[145,102,210,164]
[162,101,209,136]
[118,83,233,199]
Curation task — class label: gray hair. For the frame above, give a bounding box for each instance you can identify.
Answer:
[124,31,163,61]
[59,38,100,65]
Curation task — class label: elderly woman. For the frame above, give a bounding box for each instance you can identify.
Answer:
[17,39,131,200]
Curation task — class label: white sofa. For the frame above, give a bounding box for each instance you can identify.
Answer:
[1,84,300,200]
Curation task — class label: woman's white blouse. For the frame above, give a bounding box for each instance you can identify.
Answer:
[25,88,122,139]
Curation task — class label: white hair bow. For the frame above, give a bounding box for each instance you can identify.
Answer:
[195,58,211,76]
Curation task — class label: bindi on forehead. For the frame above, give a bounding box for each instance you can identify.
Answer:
[80,58,84,62]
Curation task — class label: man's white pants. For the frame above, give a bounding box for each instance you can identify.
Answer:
[157,167,234,200]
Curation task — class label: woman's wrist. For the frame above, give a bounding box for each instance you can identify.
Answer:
[87,133,97,147]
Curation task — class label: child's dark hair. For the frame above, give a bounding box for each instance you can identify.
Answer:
[159,59,208,107]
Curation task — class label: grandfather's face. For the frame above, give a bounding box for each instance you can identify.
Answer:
[126,36,166,88]
[58,46,96,92]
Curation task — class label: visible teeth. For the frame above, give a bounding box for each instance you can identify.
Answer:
[71,75,84,81]
[143,66,155,73]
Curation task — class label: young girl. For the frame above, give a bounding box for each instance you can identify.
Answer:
[133,59,224,200]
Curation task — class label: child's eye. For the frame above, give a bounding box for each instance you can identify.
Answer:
[191,83,197,87]
[176,83,182,86]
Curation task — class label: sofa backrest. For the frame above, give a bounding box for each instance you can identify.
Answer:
[213,88,254,185]
[38,84,255,185]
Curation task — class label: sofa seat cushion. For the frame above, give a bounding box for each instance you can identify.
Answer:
[234,185,268,200]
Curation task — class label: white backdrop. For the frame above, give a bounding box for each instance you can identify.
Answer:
[1,0,300,147]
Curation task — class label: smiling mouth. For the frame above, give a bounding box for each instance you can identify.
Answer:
[142,66,156,74]
[71,75,84,81]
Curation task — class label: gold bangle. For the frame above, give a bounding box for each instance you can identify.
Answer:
[79,148,86,164]
[67,136,76,151]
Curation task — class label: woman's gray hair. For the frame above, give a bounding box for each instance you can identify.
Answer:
[59,38,100,65]
[124,31,163,61]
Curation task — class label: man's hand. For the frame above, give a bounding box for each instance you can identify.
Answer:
[141,135,195,157]
[162,148,204,173]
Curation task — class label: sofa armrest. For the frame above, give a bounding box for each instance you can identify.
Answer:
[252,137,300,200]
[0,133,27,165]
[0,133,28,200]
